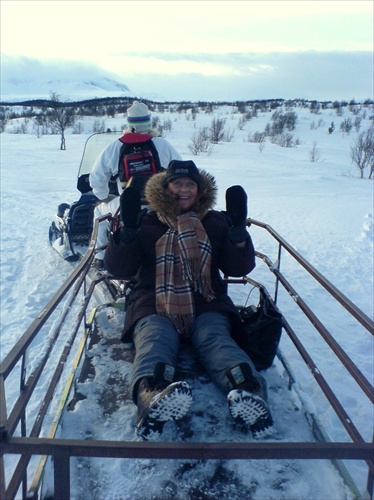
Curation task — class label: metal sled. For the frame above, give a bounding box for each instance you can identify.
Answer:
[1,215,373,499]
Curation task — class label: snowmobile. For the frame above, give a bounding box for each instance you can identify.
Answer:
[48,130,161,263]
[1,135,373,499]
[48,131,122,262]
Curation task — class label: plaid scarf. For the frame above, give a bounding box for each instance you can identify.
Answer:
[155,212,215,337]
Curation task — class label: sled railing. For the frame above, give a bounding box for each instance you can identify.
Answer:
[246,217,373,402]
[246,217,373,335]
[0,216,373,500]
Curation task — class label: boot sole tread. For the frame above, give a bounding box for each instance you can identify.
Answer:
[228,389,277,439]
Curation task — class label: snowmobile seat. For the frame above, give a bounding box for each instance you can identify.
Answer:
[67,193,98,244]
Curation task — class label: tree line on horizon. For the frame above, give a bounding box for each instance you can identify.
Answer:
[1,93,373,179]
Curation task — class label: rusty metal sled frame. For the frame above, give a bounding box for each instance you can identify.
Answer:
[0,217,373,499]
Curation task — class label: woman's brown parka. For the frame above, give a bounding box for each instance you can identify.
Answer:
[104,170,256,341]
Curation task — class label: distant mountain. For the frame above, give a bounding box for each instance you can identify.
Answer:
[1,55,135,102]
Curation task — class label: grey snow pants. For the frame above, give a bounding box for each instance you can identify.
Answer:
[130,311,265,402]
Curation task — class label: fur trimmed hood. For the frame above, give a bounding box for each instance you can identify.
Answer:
[145,169,217,218]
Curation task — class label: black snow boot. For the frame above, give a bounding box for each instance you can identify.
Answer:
[226,363,277,439]
[135,365,192,441]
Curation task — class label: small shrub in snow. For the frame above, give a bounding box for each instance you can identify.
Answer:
[272,133,298,148]
[223,127,235,142]
[162,118,173,131]
[0,116,7,133]
[309,101,321,114]
[271,110,298,133]
[237,115,247,130]
[92,119,106,133]
[328,122,335,134]
[9,119,29,134]
[188,128,213,155]
[152,116,160,129]
[209,117,226,144]
[258,139,266,152]
[73,122,84,134]
[309,141,322,162]
[248,131,266,144]
[340,118,353,135]
[350,127,374,179]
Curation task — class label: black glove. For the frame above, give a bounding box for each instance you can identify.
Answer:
[119,187,141,243]
[225,185,248,243]
[121,186,141,228]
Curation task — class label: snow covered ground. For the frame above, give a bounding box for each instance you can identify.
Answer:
[1,102,373,498]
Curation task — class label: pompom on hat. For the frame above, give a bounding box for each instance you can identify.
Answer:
[127,101,152,132]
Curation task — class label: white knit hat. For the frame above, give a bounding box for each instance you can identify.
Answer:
[127,101,152,132]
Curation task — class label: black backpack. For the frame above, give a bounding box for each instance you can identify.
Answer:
[118,133,162,183]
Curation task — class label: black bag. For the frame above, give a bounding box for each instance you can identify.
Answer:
[118,133,161,182]
[234,288,283,371]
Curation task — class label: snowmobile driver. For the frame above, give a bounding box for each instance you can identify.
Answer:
[89,101,182,268]
[104,159,277,441]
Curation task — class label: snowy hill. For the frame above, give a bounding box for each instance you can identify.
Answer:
[0,55,134,102]
[2,77,132,102]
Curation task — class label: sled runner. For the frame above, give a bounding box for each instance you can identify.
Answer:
[1,211,373,499]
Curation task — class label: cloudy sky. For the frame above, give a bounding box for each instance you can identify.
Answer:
[1,0,373,101]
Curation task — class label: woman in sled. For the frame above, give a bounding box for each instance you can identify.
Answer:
[104,159,277,440]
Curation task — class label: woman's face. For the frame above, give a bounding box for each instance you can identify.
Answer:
[167,177,199,212]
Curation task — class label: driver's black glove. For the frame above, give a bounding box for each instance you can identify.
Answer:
[119,187,143,243]
[225,185,249,244]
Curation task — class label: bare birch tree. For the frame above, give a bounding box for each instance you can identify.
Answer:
[47,92,79,150]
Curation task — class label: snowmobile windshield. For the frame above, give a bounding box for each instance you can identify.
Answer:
[78,131,122,178]
[77,131,122,194]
